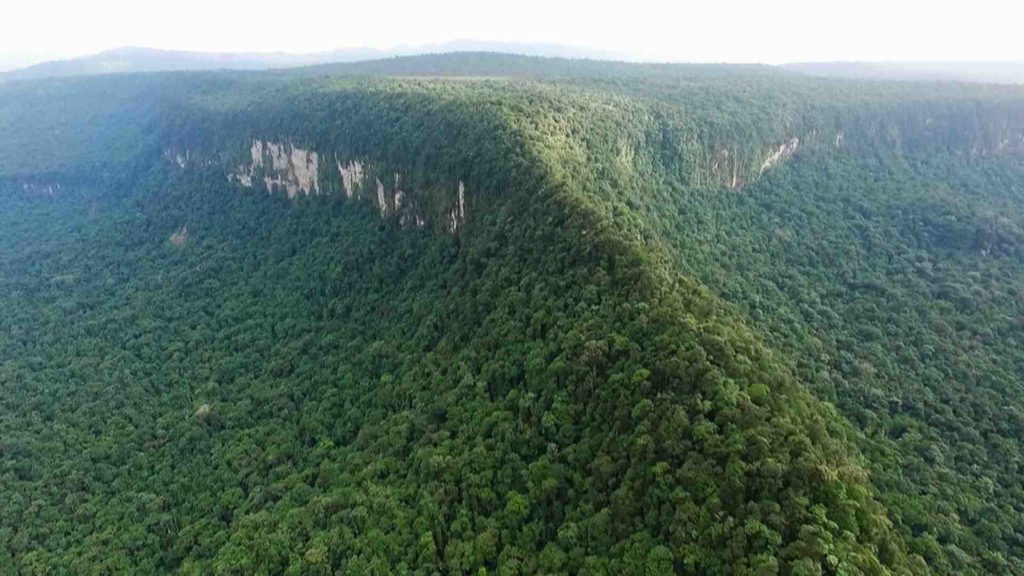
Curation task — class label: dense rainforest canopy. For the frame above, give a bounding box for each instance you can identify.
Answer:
[1,54,1023,575]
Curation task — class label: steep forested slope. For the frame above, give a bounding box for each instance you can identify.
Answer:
[1,56,1023,575]
[648,152,1024,573]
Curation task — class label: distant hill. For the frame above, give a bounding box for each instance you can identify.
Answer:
[0,42,636,83]
[0,47,336,82]
[783,61,1024,84]
[286,52,780,83]
[10,46,1024,87]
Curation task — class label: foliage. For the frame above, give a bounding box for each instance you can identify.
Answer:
[1,54,1024,574]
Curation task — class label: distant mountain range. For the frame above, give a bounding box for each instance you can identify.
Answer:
[4,44,1024,85]
[0,42,636,83]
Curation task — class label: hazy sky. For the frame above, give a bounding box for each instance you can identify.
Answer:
[3,0,1023,65]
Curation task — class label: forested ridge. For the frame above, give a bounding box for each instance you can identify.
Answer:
[1,54,1023,574]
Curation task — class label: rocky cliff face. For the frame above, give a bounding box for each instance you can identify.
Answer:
[229,140,320,197]
[219,139,467,233]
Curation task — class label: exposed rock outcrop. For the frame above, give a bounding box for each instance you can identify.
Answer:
[164,148,190,168]
[759,137,800,177]
[19,182,62,196]
[338,159,364,198]
[230,139,467,224]
[207,139,472,234]
[231,140,320,198]
[169,225,189,247]
[448,181,466,233]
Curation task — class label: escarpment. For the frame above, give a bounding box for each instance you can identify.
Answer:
[217,138,469,232]
[230,139,320,197]
[676,97,1024,189]
[3,57,1024,575]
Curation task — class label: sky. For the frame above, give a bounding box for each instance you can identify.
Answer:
[2,0,1023,68]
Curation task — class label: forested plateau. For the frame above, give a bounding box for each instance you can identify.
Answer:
[1,54,1024,575]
